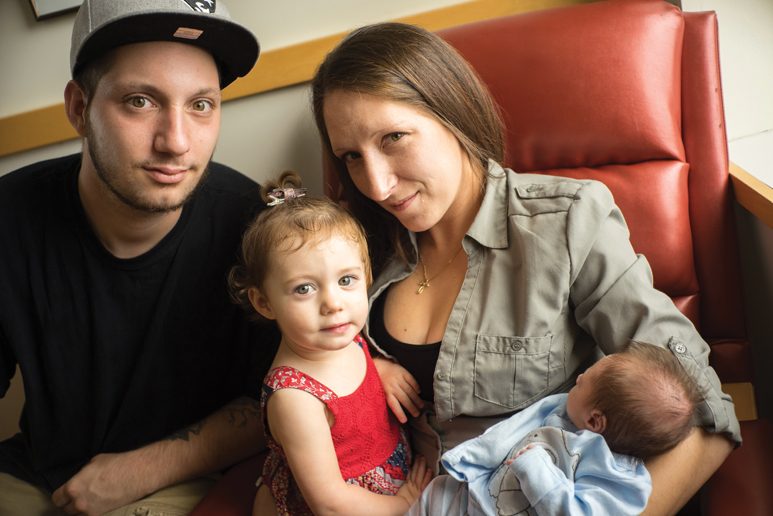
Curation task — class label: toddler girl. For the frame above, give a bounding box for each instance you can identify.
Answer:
[229,172,431,515]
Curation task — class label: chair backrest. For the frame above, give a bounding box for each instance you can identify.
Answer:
[436,0,750,382]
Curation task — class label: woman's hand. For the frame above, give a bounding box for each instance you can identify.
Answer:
[373,357,424,423]
[396,455,433,508]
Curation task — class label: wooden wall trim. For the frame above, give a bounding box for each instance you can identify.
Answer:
[0,0,587,158]
[730,162,773,229]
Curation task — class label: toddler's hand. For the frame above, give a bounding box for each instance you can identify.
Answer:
[397,455,433,508]
[373,357,424,423]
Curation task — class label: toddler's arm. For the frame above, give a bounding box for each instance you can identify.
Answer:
[373,356,424,423]
[267,388,432,515]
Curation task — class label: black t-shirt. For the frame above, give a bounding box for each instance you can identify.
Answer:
[0,154,279,491]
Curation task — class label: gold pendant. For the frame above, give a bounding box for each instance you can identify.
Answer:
[416,280,429,294]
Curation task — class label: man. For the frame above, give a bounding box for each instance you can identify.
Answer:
[0,1,279,514]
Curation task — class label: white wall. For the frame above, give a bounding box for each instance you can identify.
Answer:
[682,0,773,142]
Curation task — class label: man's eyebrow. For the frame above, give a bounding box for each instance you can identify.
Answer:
[191,87,221,98]
[117,82,221,99]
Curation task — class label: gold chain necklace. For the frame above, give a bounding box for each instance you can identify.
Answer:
[416,247,464,294]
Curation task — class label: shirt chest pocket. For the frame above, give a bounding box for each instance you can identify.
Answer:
[473,334,553,410]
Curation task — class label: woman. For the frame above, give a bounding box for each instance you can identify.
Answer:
[311,22,739,514]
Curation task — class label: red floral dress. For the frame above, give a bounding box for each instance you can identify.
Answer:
[260,335,411,515]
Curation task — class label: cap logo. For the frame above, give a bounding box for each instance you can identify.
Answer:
[174,27,205,40]
[182,0,216,13]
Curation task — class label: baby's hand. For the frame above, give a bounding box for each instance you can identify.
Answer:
[397,455,433,507]
[373,357,424,423]
[504,444,538,465]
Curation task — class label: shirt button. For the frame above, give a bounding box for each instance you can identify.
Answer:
[512,340,524,351]
[675,343,687,354]
[436,372,448,380]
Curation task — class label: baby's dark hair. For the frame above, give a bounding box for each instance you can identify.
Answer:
[590,341,703,458]
[228,171,372,320]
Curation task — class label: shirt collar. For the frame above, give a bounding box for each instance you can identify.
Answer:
[466,159,509,249]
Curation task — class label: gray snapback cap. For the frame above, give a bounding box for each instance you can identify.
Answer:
[70,0,259,88]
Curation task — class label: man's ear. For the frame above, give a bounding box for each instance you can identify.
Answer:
[64,80,88,137]
[586,409,607,434]
[248,287,276,320]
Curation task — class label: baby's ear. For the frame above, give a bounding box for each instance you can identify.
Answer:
[248,288,275,320]
[587,409,607,434]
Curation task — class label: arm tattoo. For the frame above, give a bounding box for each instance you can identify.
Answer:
[164,397,260,441]
[225,397,261,428]
[165,422,204,442]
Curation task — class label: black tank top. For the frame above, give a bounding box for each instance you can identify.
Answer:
[369,291,441,403]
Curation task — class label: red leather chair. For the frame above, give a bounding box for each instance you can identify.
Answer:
[436,1,771,514]
[193,1,771,514]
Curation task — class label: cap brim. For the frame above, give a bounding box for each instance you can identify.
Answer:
[74,12,259,88]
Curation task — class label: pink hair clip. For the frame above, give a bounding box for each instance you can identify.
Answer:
[267,187,307,206]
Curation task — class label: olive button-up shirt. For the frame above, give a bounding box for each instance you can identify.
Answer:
[365,161,740,463]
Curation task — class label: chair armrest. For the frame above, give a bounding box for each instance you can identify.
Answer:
[189,453,266,516]
[703,418,773,515]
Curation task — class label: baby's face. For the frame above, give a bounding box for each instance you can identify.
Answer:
[566,355,614,430]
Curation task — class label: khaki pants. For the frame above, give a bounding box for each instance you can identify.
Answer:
[0,472,216,516]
